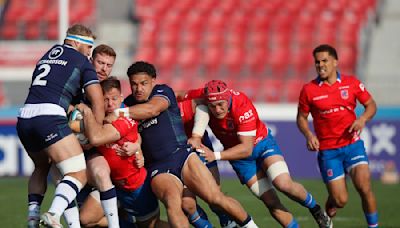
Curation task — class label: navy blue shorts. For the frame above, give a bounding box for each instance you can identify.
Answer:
[117,174,159,222]
[147,147,192,182]
[17,116,72,152]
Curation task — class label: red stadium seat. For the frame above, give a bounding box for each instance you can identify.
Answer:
[1,23,19,39]
[268,48,288,78]
[24,22,41,40]
[134,46,156,62]
[46,22,58,40]
[245,46,268,74]
[177,46,200,76]
[337,45,357,74]
[203,32,224,47]
[156,46,177,73]
[260,78,283,103]
[223,46,245,74]
[202,45,223,76]
[207,11,226,33]
[234,77,260,101]
[284,78,304,102]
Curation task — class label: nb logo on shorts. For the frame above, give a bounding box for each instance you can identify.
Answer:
[151,170,159,177]
[351,155,365,161]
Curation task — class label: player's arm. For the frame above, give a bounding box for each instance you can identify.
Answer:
[296,110,319,151]
[85,83,105,124]
[348,97,377,133]
[127,96,169,120]
[176,88,204,101]
[188,102,210,148]
[201,134,254,161]
[77,104,121,146]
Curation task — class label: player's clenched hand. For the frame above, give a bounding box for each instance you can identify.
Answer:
[134,150,145,168]
[306,134,320,152]
[348,117,366,134]
[198,145,215,162]
[116,142,140,156]
[75,103,92,115]
[188,135,202,149]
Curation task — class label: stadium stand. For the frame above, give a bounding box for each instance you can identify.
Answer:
[132,0,379,102]
[0,0,96,40]
[0,0,381,105]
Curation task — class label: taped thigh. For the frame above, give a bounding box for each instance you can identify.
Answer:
[267,161,289,181]
[56,153,86,175]
[249,177,274,198]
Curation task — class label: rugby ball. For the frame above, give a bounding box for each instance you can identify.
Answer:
[69,109,89,145]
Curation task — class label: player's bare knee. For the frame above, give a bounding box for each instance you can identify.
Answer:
[272,177,293,194]
[333,195,348,208]
[92,167,110,183]
[181,197,197,213]
[205,191,225,208]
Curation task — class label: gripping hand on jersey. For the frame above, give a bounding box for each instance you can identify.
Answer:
[188,135,202,149]
[198,145,215,162]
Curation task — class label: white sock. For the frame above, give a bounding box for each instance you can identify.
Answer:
[100,186,119,228]
[241,219,258,228]
[63,206,80,228]
[28,203,40,219]
[48,176,83,219]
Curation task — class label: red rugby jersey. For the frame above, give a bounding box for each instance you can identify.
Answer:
[97,117,147,191]
[298,74,371,150]
[178,99,195,137]
[208,90,268,149]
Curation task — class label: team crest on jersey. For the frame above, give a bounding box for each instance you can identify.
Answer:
[227,120,235,130]
[48,46,64,59]
[340,89,349,99]
[327,169,333,177]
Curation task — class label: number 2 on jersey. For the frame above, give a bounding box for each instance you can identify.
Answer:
[32,64,51,86]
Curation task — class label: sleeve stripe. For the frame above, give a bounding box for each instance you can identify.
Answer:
[83,79,100,88]
[238,130,257,136]
[153,94,171,105]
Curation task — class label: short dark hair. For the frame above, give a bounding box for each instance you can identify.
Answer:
[100,76,121,93]
[127,61,157,78]
[313,44,338,60]
[92,44,116,59]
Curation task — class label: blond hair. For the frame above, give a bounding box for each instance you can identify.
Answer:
[66,24,96,40]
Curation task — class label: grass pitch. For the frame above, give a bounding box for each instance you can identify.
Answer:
[0,177,398,227]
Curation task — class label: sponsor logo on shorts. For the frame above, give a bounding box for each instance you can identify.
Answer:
[45,133,58,142]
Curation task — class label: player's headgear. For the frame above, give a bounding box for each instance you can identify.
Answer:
[204,80,231,103]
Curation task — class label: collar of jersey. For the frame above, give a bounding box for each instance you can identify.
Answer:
[317,71,341,86]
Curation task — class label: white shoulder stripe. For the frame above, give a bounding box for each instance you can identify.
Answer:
[238,130,256,136]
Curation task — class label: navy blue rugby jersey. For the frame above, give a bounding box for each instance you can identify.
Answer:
[24,44,99,112]
[124,84,188,164]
